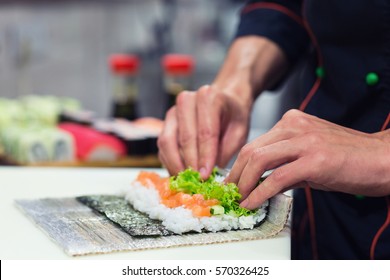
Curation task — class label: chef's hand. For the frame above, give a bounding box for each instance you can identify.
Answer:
[157,84,252,179]
[226,109,390,209]
[157,36,288,179]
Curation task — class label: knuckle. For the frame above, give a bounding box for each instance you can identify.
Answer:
[240,143,254,158]
[197,85,210,95]
[178,131,195,147]
[296,116,309,127]
[295,116,310,128]
[282,109,301,120]
[282,109,309,128]
[271,168,287,183]
[175,91,193,107]
[313,151,327,166]
[157,135,168,149]
[305,132,322,146]
[196,87,208,101]
[306,152,327,180]
[197,87,219,105]
[198,85,210,93]
[250,147,267,161]
[197,126,217,143]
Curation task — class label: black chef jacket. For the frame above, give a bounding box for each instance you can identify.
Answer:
[236,0,390,259]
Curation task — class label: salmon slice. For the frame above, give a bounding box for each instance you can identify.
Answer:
[135,171,219,217]
[136,171,173,197]
[191,205,212,217]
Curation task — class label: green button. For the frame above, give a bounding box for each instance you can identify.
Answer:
[366,72,379,86]
[316,66,325,78]
[355,195,365,200]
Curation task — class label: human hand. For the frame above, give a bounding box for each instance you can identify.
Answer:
[226,109,390,209]
[158,84,252,179]
[158,36,289,179]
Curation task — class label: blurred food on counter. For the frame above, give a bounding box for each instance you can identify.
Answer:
[162,54,195,111]
[0,95,80,164]
[0,95,81,127]
[59,110,96,126]
[0,95,163,167]
[109,54,140,120]
[0,125,74,164]
[58,123,126,162]
[0,0,244,167]
[93,117,162,157]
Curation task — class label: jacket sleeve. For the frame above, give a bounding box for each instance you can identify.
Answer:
[236,0,309,66]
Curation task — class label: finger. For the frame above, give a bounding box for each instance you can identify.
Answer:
[226,128,293,184]
[217,121,248,168]
[240,157,309,210]
[216,94,250,167]
[158,151,175,175]
[196,85,220,179]
[237,139,300,200]
[176,91,198,170]
[157,107,185,175]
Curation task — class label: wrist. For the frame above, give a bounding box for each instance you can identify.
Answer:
[371,131,390,193]
[212,71,254,112]
[212,36,288,106]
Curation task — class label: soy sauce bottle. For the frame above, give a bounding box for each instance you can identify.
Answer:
[109,54,140,120]
[161,54,195,112]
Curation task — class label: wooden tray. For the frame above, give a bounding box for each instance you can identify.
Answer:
[0,153,161,168]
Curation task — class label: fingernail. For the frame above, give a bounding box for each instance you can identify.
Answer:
[199,167,208,178]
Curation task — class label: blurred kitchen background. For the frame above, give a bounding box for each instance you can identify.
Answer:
[0,0,300,125]
[0,0,300,166]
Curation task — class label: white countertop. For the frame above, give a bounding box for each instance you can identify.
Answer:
[0,167,290,260]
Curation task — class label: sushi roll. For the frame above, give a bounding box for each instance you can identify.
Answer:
[58,122,126,162]
[4,126,50,164]
[111,119,151,156]
[0,125,75,164]
[44,128,75,162]
[132,117,164,154]
[59,110,95,126]
[125,168,268,234]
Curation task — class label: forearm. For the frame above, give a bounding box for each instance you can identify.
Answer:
[212,36,289,109]
[372,129,390,194]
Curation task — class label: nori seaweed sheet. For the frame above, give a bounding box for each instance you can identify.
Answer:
[77,195,268,238]
[76,195,174,237]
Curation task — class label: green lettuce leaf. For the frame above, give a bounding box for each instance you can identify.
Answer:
[169,168,256,216]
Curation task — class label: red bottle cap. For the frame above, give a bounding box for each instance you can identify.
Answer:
[162,54,195,75]
[109,54,140,75]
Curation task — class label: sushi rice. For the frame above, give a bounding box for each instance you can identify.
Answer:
[125,174,268,234]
